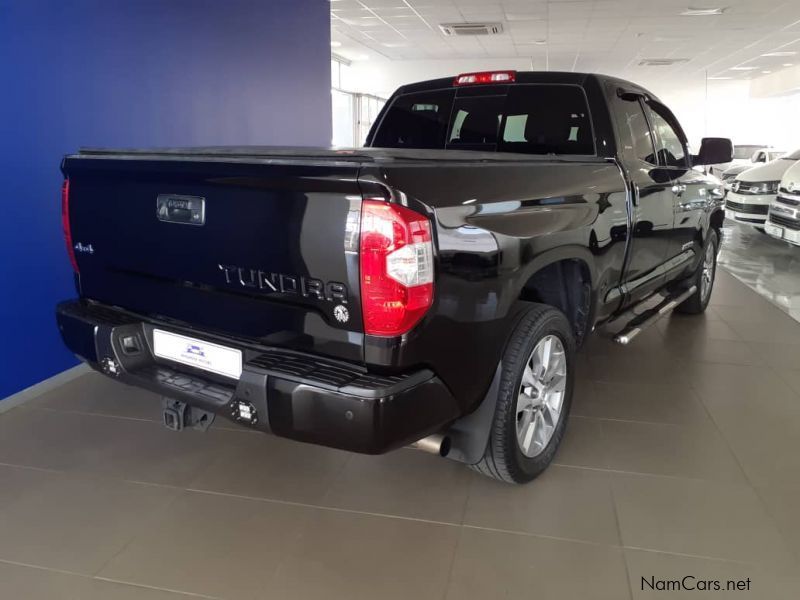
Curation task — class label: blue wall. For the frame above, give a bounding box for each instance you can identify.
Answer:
[0,0,332,399]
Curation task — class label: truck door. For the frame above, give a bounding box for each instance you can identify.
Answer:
[643,100,707,279]
[609,92,675,306]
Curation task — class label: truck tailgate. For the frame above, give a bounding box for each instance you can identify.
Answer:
[62,153,365,363]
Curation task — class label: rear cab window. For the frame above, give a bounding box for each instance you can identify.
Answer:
[371,84,596,156]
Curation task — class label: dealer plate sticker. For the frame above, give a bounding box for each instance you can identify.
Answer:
[153,330,242,380]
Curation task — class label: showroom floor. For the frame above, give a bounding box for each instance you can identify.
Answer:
[1,269,799,599]
[719,220,800,323]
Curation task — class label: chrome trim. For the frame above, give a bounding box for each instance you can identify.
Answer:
[614,285,697,345]
[409,433,450,456]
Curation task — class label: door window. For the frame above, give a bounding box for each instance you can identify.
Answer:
[645,103,687,168]
[611,95,657,165]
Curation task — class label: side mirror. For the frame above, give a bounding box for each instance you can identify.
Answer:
[692,137,733,166]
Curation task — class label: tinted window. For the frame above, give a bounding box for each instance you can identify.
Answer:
[646,103,687,168]
[370,89,454,149]
[371,84,595,156]
[612,96,656,164]
[497,86,594,155]
[446,95,504,148]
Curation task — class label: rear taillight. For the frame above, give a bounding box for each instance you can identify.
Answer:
[61,179,79,272]
[360,199,434,336]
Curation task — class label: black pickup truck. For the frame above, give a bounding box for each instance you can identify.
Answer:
[57,71,731,484]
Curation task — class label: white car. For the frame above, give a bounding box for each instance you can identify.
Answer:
[710,146,781,179]
[765,153,800,246]
[725,151,798,228]
[720,163,753,192]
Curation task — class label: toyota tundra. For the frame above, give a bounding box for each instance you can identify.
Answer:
[56,71,731,484]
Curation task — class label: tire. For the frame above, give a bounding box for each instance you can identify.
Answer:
[676,229,719,315]
[471,304,575,484]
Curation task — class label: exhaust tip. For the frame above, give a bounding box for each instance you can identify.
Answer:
[410,433,451,457]
[439,435,451,457]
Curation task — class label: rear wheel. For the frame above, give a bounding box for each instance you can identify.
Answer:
[676,229,718,315]
[471,304,575,484]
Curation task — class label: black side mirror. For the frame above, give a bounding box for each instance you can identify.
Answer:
[692,137,733,166]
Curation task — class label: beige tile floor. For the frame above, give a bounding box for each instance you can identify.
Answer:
[1,268,799,599]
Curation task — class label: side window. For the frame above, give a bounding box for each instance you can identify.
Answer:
[645,103,687,168]
[612,95,657,165]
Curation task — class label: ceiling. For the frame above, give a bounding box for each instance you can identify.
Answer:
[330,0,800,81]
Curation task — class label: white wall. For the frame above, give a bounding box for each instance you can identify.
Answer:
[341,58,800,154]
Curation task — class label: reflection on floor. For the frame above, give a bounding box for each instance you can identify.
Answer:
[0,270,799,598]
[719,218,800,322]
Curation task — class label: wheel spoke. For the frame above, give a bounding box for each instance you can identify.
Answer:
[521,415,536,453]
[550,370,567,394]
[546,389,564,416]
[532,410,549,451]
[540,337,552,374]
[521,364,536,387]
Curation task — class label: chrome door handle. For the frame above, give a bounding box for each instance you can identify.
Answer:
[671,184,687,195]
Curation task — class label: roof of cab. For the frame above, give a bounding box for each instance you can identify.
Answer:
[393,71,661,103]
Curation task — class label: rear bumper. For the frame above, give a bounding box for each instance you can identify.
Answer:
[55,299,460,454]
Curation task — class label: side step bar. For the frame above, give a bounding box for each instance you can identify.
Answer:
[613,285,697,345]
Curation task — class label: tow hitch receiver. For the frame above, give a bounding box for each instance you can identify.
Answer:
[162,398,215,432]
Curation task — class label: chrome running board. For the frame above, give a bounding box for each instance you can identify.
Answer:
[613,285,697,345]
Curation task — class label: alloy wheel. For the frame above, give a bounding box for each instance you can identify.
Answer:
[700,241,716,302]
[515,335,567,458]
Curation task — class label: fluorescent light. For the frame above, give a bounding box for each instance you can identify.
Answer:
[708,76,733,80]
[762,70,773,74]
[762,51,797,57]
[730,66,758,70]
[784,63,794,67]
[330,41,342,47]
[681,7,726,16]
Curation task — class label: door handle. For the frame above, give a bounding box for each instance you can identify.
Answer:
[671,184,687,196]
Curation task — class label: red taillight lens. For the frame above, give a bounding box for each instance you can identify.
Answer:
[360,199,434,336]
[61,179,79,272]
[454,70,516,86]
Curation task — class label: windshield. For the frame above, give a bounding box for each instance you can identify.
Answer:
[370,84,595,156]
[733,145,763,159]
[783,149,800,160]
